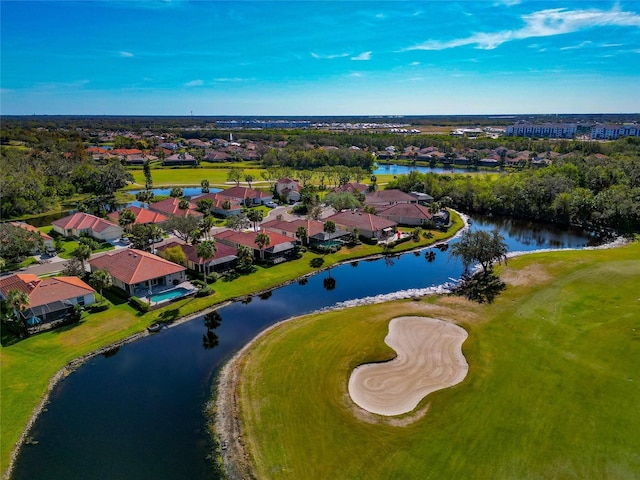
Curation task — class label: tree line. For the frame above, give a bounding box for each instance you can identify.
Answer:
[386,152,640,233]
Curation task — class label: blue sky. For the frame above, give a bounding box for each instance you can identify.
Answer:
[1,0,639,115]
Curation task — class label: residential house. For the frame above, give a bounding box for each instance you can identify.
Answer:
[275,178,301,203]
[218,186,273,206]
[157,240,238,273]
[191,193,243,217]
[364,189,417,212]
[163,153,198,166]
[149,197,203,218]
[9,222,54,253]
[107,206,168,226]
[203,150,234,162]
[325,211,397,241]
[0,273,95,325]
[52,213,123,241]
[261,218,349,247]
[376,203,434,227]
[89,248,187,296]
[408,192,434,204]
[331,182,369,195]
[215,229,296,262]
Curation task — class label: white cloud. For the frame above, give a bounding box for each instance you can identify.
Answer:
[311,52,350,60]
[559,40,592,50]
[351,51,372,61]
[214,77,249,82]
[410,61,420,66]
[120,51,134,57]
[185,79,204,87]
[407,6,640,51]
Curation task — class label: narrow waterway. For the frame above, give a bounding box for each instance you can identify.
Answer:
[11,216,601,480]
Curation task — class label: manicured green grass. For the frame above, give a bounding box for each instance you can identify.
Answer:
[0,215,462,475]
[237,242,640,479]
[128,166,267,188]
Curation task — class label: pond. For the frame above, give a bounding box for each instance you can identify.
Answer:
[11,216,602,480]
[373,164,486,176]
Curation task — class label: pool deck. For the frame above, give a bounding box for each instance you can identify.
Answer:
[134,282,198,306]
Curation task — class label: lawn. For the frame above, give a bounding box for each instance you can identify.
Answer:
[235,241,640,479]
[0,215,462,475]
[128,165,267,188]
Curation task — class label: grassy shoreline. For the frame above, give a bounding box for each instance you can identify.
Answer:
[0,213,462,477]
[227,242,640,479]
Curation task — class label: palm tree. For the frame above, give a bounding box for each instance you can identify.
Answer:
[201,179,210,193]
[6,288,30,322]
[296,226,308,246]
[118,208,137,233]
[247,208,264,231]
[170,187,184,198]
[323,220,336,235]
[199,216,216,241]
[254,232,271,261]
[244,174,253,188]
[89,269,112,303]
[178,199,190,211]
[197,240,217,286]
[72,244,92,272]
[236,244,253,271]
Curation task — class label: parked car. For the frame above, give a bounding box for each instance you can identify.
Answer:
[265,201,277,208]
[120,237,131,245]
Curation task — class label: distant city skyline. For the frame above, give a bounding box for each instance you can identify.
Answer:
[1,1,640,116]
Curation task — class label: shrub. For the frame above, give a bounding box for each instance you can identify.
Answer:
[196,287,213,297]
[87,303,110,313]
[129,296,150,312]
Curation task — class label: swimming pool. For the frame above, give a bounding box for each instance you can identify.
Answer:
[150,287,192,304]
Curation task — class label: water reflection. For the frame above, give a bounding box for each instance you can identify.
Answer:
[202,311,222,350]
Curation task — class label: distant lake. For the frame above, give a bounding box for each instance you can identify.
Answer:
[373,164,488,176]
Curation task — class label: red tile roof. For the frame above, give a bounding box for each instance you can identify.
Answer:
[219,186,270,201]
[364,189,416,205]
[326,211,397,232]
[148,197,203,218]
[9,222,52,241]
[157,240,237,265]
[89,249,185,285]
[52,212,120,233]
[215,229,294,250]
[0,274,95,308]
[108,207,168,225]
[261,218,325,237]
[378,203,433,220]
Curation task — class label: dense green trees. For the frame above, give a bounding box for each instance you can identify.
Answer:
[386,153,640,233]
[0,224,43,263]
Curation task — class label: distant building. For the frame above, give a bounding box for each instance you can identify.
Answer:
[506,123,577,138]
[590,123,640,140]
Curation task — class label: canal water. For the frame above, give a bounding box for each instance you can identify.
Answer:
[11,216,601,480]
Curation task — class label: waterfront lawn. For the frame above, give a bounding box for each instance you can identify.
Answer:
[236,242,640,479]
[0,213,462,475]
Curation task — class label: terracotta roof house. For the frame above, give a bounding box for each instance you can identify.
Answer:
[108,206,168,226]
[149,197,203,218]
[89,249,187,296]
[185,139,210,148]
[9,222,54,252]
[261,218,349,246]
[157,240,238,273]
[364,189,417,211]
[203,150,234,162]
[215,229,296,262]
[0,273,95,324]
[112,148,143,156]
[331,182,369,195]
[218,186,273,206]
[52,213,123,241]
[163,153,198,166]
[377,203,434,227]
[191,193,243,217]
[325,211,397,241]
[275,178,301,203]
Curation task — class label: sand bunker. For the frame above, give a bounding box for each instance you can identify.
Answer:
[348,316,468,416]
